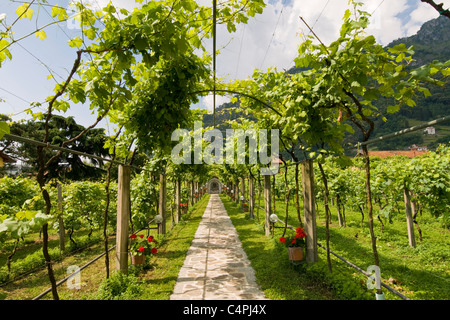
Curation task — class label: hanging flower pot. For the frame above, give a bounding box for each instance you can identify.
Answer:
[280,226,307,263]
[131,254,145,265]
[288,246,305,261]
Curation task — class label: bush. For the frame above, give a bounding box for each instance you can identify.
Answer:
[0,177,41,209]
[96,271,143,300]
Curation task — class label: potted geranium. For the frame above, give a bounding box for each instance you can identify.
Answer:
[242,202,249,212]
[279,227,307,262]
[129,233,158,265]
[181,203,188,214]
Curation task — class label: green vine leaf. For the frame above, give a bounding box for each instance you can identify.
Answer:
[0,121,10,140]
[16,3,33,20]
[35,30,46,40]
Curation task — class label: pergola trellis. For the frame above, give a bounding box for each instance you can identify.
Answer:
[3,1,443,301]
[0,0,322,278]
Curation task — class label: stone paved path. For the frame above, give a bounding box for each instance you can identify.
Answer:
[170,194,267,300]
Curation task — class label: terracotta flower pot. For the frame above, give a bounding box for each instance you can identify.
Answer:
[288,246,305,261]
[131,254,145,265]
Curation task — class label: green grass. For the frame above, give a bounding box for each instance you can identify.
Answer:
[136,194,210,299]
[220,194,336,300]
[0,195,210,300]
[0,234,115,300]
[2,191,447,300]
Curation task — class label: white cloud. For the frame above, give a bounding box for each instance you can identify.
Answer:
[201,93,231,112]
[81,0,450,85]
[3,0,450,126]
[213,0,450,81]
[196,0,450,109]
[404,3,442,36]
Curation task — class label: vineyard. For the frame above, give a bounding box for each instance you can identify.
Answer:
[0,147,448,300]
[0,0,449,303]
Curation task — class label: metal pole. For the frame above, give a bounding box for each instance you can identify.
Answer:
[357,115,450,148]
[3,133,122,165]
[316,243,410,300]
[2,133,148,172]
[32,246,116,300]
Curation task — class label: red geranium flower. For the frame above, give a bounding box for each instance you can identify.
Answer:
[151,248,157,254]
[147,236,154,242]
[138,246,145,252]
[140,234,144,238]
[130,234,137,239]
[280,226,307,248]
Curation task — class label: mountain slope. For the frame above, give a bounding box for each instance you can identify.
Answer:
[201,16,450,152]
[371,16,450,150]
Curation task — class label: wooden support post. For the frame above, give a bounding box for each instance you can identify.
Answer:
[190,180,194,206]
[116,165,130,274]
[176,179,181,223]
[403,186,416,248]
[240,177,245,202]
[193,181,196,204]
[302,160,318,264]
[159,173,167,234]
[264,175,271,237]
[57,183,65,253]
[272,174,276,215]
[235,179,240,204]
[195,181,198,203]
[249,175,255,219]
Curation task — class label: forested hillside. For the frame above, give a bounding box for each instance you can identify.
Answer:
[373,16,450,150]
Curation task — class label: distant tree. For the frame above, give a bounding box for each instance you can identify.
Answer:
[1,114,109,181]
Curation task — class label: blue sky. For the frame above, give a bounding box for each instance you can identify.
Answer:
[0,0,449,131]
